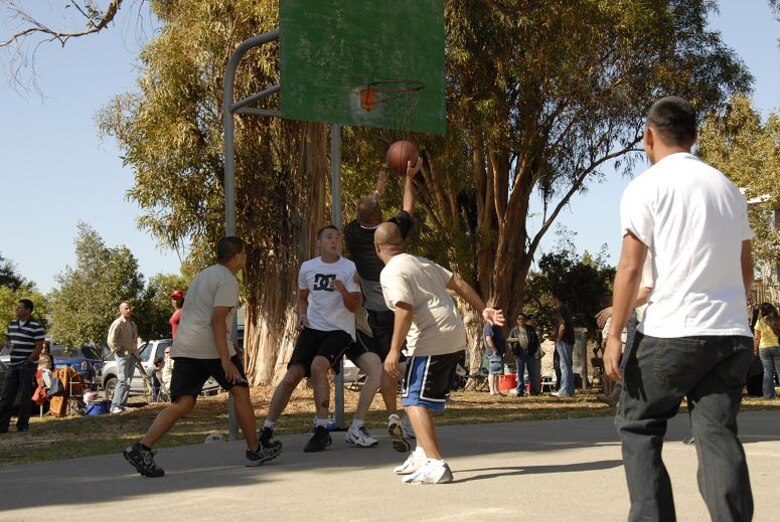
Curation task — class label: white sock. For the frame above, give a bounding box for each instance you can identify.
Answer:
[350,419,364,430]
[414,446,427,458]
[263,420,275,430]
[315,417,329,428]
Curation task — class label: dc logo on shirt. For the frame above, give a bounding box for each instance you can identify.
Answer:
[313,274,336,291]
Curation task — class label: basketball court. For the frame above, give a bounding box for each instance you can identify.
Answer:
[1,411,778,521]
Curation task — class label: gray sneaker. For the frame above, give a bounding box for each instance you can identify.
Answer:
[388,414,411,453]
[124,442,165,478]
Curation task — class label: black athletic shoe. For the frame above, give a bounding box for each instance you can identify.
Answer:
[304,425,332,453]
[247,438,283,467]
[259,426,275,447]
[124,442,165,478]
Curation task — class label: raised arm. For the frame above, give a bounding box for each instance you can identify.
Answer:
[446,273,504,326]
[402,156,422,215]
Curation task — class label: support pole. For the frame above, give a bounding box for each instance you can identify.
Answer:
[330,123,346,429]
[223,29,280,441]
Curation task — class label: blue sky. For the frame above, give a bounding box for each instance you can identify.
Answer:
[1,2,778,293]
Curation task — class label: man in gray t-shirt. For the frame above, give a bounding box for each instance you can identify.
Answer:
[123,237,281,478]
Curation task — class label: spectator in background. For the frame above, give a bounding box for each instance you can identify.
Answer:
[526,315,543,394]
[550,291,575,398]
[754,302,780,399]
[160,345,174,392]
[107,302,139,414]
[169,290,184,340]
[37,340,54,388]
[483,320,505,396]
[0,299,45,433]
[509,313,541,396]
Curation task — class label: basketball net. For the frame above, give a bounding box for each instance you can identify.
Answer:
[354,79,424,135]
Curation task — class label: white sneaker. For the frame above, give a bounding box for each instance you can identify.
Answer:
[393,447,427,475]
[110,407,123,414]
[402,459,454,485]
[388,414,411,453]
[345,425,378,448]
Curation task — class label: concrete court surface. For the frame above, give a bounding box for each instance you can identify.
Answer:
[1,410,778,521]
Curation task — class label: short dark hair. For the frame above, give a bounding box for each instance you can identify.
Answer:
[216,236,245,263]
[18,299,34,311]
[551,289,565,302]
[317,225,339,239]
[647,96,697,147]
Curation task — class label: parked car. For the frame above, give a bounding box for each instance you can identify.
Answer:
[50,343,102,381]
[98,339,220,400]
[1,342,100,390]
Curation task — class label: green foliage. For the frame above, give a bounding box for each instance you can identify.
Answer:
[698,95,780,263]
[522,234,615,337]
[0,286,49,334]
[0,253,28,291]
[47,222,145,347]
[133,272,190,340]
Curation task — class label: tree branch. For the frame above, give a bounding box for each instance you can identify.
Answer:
[1,1,124,48]
[529,140,643,255]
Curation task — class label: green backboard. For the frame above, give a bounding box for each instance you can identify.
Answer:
[280,0,446,135]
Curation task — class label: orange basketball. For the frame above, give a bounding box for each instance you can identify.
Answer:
[386,140,419,176]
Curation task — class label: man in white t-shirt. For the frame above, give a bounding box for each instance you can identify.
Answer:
[260,225,362,453]
[376,222,504,485]
[604,97,755,520]
[124,237,281,478]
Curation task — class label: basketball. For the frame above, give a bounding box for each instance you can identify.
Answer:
[386,140,419,176]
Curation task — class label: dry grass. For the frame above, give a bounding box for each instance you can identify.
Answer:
[1,386,778,467]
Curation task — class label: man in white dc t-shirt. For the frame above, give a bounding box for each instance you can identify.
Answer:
[376,222,504,485]
[123,237,281,478]
[260,225,362,454]
[604,97,754,521]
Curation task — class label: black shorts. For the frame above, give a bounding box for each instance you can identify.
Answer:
[364,309,407,363]
[170,354,247,402]
[289,328,352,377]
[401,351,462,411]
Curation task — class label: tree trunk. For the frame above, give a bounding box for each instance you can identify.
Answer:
[244,122,329,385]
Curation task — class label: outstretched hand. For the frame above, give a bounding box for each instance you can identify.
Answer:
[596,306,613,329]
[482,308,505,327]
[406,155,423,178]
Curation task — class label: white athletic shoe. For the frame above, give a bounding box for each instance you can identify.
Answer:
[393,447,427,475]
[402,459,454,485]
[345,425,378,448]
[110,407,123,414]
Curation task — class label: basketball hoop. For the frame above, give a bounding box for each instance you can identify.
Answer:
[351,80,425,132]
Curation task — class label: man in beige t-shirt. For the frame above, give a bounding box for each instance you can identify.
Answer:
[107,302,138,413]
[376,222,504,485]
[123,237,281,478]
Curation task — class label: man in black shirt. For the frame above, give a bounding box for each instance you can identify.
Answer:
[344,156,422,452]
[551,291,576,398]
